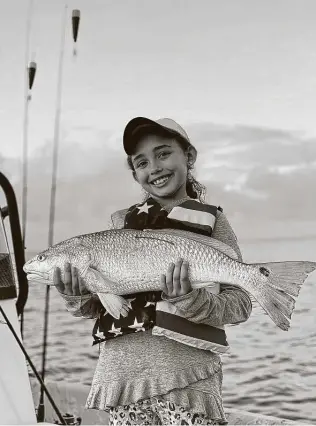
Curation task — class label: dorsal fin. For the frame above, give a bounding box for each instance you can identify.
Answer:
[149,228,239,260]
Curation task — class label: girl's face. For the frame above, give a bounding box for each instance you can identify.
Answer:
[131,133,196,203]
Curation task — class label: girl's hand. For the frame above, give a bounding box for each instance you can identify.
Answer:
[161,258,192,298]
[53,262,89,296]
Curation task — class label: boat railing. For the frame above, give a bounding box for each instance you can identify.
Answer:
[0,171,28,315]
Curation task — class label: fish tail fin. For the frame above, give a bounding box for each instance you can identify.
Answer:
[258,261,316,296]
[252,261,316,330]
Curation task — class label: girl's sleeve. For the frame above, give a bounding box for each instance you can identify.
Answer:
[58,292,103,319]
[57,209,128,318]
[162,211,253,327]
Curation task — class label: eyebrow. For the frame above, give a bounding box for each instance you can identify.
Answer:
[132,144,172,163]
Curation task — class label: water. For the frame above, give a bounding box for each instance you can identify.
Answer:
[22,237,316,424]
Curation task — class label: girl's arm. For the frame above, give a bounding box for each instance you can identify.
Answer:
[56,209,128,318]
[161,211,253,327]
[59,292,102,319]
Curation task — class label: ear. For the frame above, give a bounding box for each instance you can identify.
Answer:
[132,170,139,183]
[187,146,197,166]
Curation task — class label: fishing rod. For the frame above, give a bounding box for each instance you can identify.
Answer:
[37,4,68,422]
[21,0,35,339]
[72,9,80,57]
[0,306,66,425]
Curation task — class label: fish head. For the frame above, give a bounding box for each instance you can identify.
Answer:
[23,236,88,285]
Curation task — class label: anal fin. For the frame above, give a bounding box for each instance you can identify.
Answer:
[192,281,220,295]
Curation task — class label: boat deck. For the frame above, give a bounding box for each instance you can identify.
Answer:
[31,381,299,425]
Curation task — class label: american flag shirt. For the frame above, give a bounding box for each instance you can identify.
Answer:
[92,197,220,346]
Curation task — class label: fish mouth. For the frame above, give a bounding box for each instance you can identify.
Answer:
[25,271,50,282]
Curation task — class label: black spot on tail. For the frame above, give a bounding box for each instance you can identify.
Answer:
[260,266,270,277]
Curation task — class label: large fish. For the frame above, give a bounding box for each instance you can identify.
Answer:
[23,228,316,331]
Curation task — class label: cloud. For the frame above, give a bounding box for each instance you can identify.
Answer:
[1,122,315,250]
[190,123,315,168]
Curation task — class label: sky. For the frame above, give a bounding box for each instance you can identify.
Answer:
[1,0,316,251]
[1,0,316,158]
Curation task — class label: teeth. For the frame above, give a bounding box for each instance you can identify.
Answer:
[152,176,170,185]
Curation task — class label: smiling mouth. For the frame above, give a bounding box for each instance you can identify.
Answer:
[150,174,173,187]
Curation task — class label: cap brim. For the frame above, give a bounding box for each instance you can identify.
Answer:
[123,117,182,155]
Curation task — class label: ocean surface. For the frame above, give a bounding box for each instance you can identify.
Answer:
[22,237,316,424]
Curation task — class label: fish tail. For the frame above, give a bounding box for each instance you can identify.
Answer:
[252,261,316,330]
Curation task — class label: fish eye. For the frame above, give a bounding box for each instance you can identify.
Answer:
[37,254,46,262]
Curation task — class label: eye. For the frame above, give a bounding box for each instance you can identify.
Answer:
[136,160,148,169]
[158,151,171,159]
[37,254,46,262]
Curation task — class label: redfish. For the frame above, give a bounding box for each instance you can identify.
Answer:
[23,228,316,330]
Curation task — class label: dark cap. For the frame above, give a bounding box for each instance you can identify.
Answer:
[123,117,192,155]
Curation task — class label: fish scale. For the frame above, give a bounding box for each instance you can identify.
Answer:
[23,228,316,330]
[91,230,239,293]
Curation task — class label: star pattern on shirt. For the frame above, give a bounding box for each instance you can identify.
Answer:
[128,317,146,332]
[144,301,156,308]
[136,202,153,215]
[94,330,105,339]
[107,323,123,337]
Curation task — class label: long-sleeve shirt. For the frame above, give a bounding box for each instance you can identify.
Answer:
[58,205,252,419]
[59,209,251,326]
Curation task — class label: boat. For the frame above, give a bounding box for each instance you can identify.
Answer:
[0,171,302,425]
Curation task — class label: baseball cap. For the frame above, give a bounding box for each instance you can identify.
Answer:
[123,117,192,155]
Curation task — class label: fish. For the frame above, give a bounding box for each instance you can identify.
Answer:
[23,228,316,331]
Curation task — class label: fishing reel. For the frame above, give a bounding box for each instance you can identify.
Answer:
[53,413,82,425]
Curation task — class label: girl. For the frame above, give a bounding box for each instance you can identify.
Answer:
[55,117,252,425]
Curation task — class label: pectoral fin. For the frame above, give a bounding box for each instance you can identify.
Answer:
[97,292,132,319]
[85,266,132,319]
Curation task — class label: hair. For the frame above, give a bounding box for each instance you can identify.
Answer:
[126,133,206,203]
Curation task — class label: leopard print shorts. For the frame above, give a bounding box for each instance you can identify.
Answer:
[109,397,227,425]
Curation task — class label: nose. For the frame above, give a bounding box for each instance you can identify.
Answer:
[149,159,163,176]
